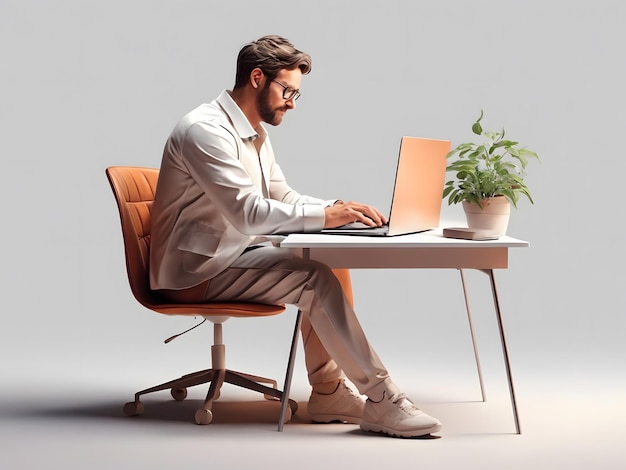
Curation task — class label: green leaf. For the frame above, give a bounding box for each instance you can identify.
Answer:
[472,121,483,135]
[519,148,539,160]
[493,139,518,149]
[471,110,484,135]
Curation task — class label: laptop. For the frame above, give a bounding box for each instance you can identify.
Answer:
[321,136,451,237]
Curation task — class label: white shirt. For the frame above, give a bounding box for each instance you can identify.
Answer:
[149,90,334,289]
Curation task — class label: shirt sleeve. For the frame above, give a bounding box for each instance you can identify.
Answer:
[182,121,325,234]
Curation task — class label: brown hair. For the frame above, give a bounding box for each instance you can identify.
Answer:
[234,35,312,89]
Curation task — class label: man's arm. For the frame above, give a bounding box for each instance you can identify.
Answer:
[182,122,325,234]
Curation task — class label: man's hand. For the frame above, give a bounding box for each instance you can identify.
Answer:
[323,201,387,229]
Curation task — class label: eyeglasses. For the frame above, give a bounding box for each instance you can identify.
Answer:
[271,79,301,101]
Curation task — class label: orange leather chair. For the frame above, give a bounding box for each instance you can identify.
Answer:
[106,166,300,428]
[106,166,354,430]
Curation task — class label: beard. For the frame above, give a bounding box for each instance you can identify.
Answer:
[258,82,287,126]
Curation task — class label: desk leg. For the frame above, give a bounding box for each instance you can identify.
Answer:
[278,309,303,432]
[277,248,310,431]
[481,268,522,435]
[459,269,487,402]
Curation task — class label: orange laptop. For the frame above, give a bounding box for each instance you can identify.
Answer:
[322,136,450,237]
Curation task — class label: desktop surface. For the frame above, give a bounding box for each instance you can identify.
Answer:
[279,228,529,249]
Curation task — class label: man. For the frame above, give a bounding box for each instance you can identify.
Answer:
[150,35,442,438]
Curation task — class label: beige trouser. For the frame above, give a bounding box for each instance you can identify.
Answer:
[162,246,390,395]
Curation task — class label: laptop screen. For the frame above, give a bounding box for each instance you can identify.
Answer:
[386,136,450,236]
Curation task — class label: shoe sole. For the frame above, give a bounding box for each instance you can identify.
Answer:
[310,414,361,424]
[360,422,442,438]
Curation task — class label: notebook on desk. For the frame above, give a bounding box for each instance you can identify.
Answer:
[321,136,451,237]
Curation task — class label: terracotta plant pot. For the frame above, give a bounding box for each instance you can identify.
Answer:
[462,196,511,236]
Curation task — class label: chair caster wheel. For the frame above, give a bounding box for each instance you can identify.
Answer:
[195,408,213,425]
[171,387,188,401]
[123,401,144,416]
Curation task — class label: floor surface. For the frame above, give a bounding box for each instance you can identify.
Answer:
[2,368,624,470]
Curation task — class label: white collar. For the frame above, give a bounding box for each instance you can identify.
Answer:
[216,90,263,141]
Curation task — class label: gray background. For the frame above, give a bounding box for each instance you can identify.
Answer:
[1,0,625,468]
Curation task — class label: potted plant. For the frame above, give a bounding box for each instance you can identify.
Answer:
[442,110,539,236]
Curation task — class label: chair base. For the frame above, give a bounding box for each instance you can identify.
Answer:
[123,367,299,425]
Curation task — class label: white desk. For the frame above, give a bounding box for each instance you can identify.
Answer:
[278,228,529,434]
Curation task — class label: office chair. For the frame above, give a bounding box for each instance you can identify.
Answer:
[106,166,302,428]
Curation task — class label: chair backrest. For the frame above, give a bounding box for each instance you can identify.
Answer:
[106,166,351,320]
[106,166,160,309]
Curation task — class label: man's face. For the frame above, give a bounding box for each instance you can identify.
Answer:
[257,68,302,126]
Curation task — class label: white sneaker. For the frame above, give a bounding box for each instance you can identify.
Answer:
[307,380,366,424]
[360,391,442,437]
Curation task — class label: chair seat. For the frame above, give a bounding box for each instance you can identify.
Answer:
[148,302,285,318]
